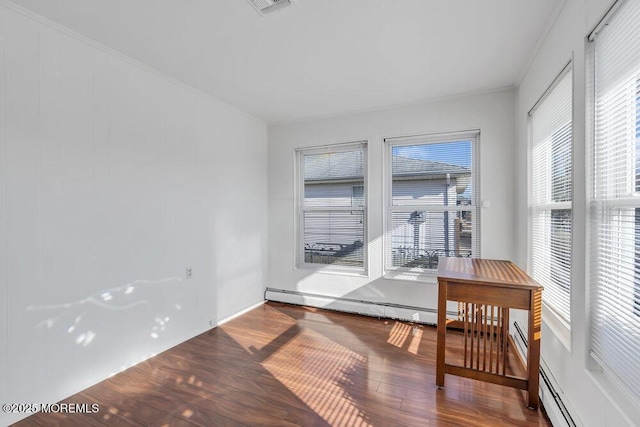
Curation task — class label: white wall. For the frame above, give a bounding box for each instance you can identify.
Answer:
[268,89,515,320]
[0,4,267,425]
[515,0,640,425]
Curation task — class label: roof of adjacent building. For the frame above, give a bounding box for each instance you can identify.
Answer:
[304,151,470,182]
[392,155,470,178]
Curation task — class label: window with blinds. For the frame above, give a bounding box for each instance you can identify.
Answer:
[589,0,640,401]
[297,143,367,270]
[385,131,480,273]
[529,65,573,325]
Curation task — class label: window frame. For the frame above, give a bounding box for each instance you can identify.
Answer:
[295,141,368,274]
[383,130,480,280]
[587,0,640,404]
[527,62,574,329]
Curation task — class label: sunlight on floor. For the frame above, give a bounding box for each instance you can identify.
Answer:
[407,327,423,355]
[261,329,373,427]
[221,305,297,354]
[387,321,423,355]
[386,321,410,348]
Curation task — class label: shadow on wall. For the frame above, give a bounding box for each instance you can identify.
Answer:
[25,276,195,372]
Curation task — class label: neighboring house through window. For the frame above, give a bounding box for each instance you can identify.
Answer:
[297,142,367,270]
[384,131,480,273]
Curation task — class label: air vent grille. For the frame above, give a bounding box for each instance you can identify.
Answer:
[248,0,295,16]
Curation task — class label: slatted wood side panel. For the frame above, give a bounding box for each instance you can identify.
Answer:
[459,303,510,376]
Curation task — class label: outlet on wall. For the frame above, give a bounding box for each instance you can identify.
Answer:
[186,267,193,279]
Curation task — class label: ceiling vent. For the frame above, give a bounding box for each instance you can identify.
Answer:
[248,0,296,16]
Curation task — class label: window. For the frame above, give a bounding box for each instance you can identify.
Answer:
[297,143,367,270]
[529,65,573,324]
[385,131,479,273]
[589,0,640,401]
[352,185,364,208]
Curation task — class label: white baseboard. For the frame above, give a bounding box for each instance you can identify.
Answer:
[214,300,265,326]
[265,287,440,325]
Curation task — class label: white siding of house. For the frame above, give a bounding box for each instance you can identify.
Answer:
[304,179,460,252]
[390,179,460,261]
[390,214,456,254]
[392,178,459,206]
[304,182,358,207]
[303,183,364,248]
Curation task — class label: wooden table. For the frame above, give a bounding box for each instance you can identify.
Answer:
[436,258,543,409]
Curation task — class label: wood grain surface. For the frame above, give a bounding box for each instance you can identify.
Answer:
[438,258,543,290]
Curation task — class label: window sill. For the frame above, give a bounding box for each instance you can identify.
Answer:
[295,264,369,278]
[383,269,438,284]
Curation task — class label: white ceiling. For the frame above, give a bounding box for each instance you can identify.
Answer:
[9,0,561,123]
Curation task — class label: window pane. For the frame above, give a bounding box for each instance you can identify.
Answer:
[304,150,364,208]
[594,77,638,199]
[550,209,572,291]
[352,185,364,207]
[529,66,572,323]
[303,211,364,267]
[591,207,640,396]
[591,0,640,401]
[386,132,478,273]
[299,144,367,269]
[531,209,571,321]
[392,141,472,207]
[390,210,473,269]
[551,123,573,202]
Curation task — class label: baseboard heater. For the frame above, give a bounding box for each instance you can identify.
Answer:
[513,321,578,427]
[265,287,458,325]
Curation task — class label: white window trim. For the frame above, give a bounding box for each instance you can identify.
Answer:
[382,130,480,281]
[294,141,368,275]
[527,61,574,344]
[586,0,640,409]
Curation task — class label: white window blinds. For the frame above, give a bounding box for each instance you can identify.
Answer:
[298,143,367,269]
[529,65,573,324]
[590,0,640,401]
[385,131,480,273]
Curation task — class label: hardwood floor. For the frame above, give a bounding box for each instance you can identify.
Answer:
[14,302,551,426]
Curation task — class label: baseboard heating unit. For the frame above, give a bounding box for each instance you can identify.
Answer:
[264,287,461,325]
[513,321,580,427]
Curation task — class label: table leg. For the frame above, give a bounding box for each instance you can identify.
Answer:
[527,289,542,409]
[436,280,447,388]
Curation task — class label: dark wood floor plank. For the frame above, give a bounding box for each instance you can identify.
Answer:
[8,419,40,427]
[12,301,551,427]
[80,385,193,427]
